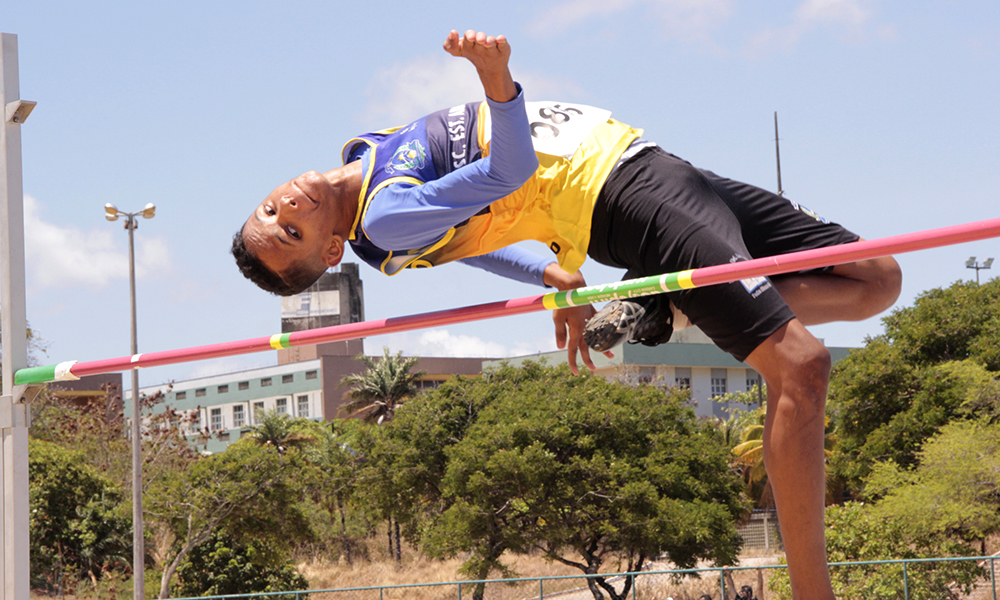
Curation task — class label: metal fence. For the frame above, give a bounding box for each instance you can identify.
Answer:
[172,555,1000,600]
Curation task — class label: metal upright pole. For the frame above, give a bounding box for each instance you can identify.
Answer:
[1,31,33,600]
[126,215,146,599]
[774,111,784,196]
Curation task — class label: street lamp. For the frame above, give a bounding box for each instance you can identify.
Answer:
[966,256,994,284]
[104,202,155,600]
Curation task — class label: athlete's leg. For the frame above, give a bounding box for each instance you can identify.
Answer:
[772,256,902,325]
[745,320,835,600]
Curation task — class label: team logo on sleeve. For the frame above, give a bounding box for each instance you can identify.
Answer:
[386,140,427,174]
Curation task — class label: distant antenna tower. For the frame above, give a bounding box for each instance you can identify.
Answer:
[774,111,784,196]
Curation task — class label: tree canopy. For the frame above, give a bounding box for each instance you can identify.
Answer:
[866,419,1000,544]
[829,279,1000,489]
[359,361,748,600]
[29,438,131,593]
[768,502,982,600]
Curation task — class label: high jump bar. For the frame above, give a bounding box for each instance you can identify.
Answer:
[15,216,1000,386]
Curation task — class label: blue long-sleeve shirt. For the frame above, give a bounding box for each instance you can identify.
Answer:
[350,88,556,287]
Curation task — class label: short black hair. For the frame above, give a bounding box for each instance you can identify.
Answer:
[231,229,326,296]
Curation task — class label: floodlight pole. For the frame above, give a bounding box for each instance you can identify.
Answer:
[966,257,994,284]
[774,111,784,196]
[1,32,33,600]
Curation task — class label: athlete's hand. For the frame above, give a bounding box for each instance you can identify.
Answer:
[443,30,517,103]
[544,263,613,375]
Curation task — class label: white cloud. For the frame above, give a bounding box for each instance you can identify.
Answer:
[359,55,584,128]
[23,195,173,289]
[527,0,736,51]
[528,0,639,37]
[366,328,557,359]
[743,0,884,57]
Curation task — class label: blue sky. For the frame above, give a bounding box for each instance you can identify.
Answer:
[4,0,999,389]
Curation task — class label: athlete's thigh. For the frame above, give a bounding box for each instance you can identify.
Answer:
[592,148,795,361]
[699,170,860,259]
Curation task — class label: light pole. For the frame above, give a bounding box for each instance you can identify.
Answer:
[105,202,155,600]
[966,256,994,284]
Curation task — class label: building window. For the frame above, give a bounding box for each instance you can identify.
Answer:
[190,410,200,428]
[674,367,691,390]
[195,388,206,397]
[746,369,760,393]
[233,405,245,428]
[176,391,187,400]
[711,368,728,398]
[297,395,309,418]
[210,408,223,431]
[282,374,294,384]
[238,381,249,391]
[252,401,265,424]
[275,397,288,415]
[261,377,272,387]
[218,384,229,393]
[305,370,318,380]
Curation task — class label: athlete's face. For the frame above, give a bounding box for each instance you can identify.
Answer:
[241,170,344,276]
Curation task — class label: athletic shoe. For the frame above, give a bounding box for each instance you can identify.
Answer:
[583,296,673,352]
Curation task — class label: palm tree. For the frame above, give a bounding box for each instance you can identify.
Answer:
[246,410,315,455]
[732,408,840,507]
[338,348,425,425]
[339,348,424,564]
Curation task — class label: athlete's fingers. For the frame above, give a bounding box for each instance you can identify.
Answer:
[443,30,461,55]
[553,313,568,350]
[580,344,597,372]
[567,346,580,376]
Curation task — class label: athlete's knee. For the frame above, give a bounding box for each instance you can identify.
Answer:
[784,339,831,397]
[755,326,831,402]
[866,256,902,313]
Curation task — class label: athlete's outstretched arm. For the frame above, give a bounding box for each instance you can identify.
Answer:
[443,29,518,103]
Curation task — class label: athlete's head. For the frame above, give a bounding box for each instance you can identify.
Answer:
[234,170,346,296]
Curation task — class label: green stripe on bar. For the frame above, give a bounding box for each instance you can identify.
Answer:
[14,364,57,385]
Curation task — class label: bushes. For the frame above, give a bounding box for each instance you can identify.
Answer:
[175,531,308,600]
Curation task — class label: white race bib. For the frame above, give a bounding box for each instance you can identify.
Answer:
[482,101,612,159]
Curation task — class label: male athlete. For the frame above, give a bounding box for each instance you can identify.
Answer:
[234,30,901,600]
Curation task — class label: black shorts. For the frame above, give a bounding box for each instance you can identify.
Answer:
[588,147,859,362]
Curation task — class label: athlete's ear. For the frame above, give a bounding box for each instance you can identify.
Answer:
[323,234,345,268]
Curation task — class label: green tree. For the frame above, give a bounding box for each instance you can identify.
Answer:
[374,362,747,600]
[29,439,132,593]
[291,418,371,563]
[175,531,308,599]
[866,419,1000,548]
[350,363,520,572]
[246,410,317,455]
[339,347,425,424]
[339,348,425,563]
[828,279,1000,490]
[147,439,309,598]
[768,502,982,600]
